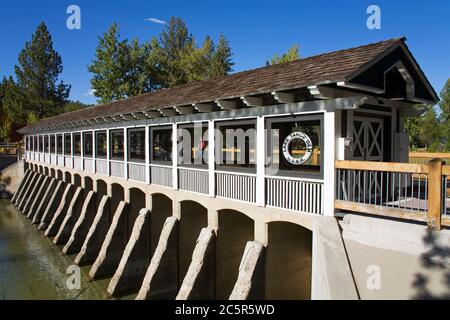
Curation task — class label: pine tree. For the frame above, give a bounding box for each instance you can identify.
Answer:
[88,17,235,102]
[419,105,440,151]
[2,76,28,126]
[121,38,156,97]
[5,22,70,122]
[158,17,195,87]
[267,44,300,65]
[88,23,129,103]
[209,34,233,78]
[438,78,450,150]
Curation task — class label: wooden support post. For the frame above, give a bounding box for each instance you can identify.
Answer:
[208,120,215,197]
[145,126,150,184]
[256,116,265,207]
[427,158,442,231]
[124,127,128,180]
[92,130,96,174]
[172,123,178,190]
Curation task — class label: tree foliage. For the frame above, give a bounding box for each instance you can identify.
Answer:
[404,79,450,152]
[267,44,300,65]
[7,23,70,121]
[2,22,70,132]
[438,78,450,150]
[88,17,234,103]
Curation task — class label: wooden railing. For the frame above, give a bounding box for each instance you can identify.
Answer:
[409,152,450,164]
[335,159,449,230]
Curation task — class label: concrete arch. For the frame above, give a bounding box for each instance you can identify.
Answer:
[150,193,173,255]
[44,167,49,176]
[178,200,208,288]
[265,221,312,300]
[95,179,108,210]
[74,174,82,188]
[39,165,43,174]
[215,209,254,299]
[64,171,72,183]
[50,168,56,178]
[84,176,94,192]
[149,191,175,203]
[57,169,63,181]
[128,188,146,236]
[110,183,125,220]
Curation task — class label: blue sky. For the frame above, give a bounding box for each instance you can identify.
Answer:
[0,0,449,105]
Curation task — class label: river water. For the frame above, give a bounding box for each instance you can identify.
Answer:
[0,200,115,300]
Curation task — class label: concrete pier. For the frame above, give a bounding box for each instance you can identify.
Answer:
[176,228,215,300]
[37,180,64,230]
[107,209,151,296]
[13,170,33,205]
[89,201,129,279]
[17,172,38,210]
[11,170,30,204]
[26,176,50,219]
[44,184,73,237]
[53,187,84,245]
[135,216,178,300]
[63,191,97,254]
[31,178,57,224]
[229,241,265,300]
[21,174,45,213]
[75,196,110,265]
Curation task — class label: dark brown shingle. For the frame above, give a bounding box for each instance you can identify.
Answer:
[20,37,404,133]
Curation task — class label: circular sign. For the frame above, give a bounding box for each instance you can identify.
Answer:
[282,132,313,165]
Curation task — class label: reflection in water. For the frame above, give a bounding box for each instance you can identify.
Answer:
[0,200,110,300]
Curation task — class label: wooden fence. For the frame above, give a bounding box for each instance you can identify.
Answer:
[335,159,449,230]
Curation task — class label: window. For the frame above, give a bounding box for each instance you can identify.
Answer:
[73,133,81,156]
[34,136,38,151]
[216,120,256,172]
[110,130,124,160]
[38,135,43,152]
[44,135,49,153]
[64,133,71,155]
[96,131,107,158]
[151,127,172,163]
[83,132,93,157]
[266,115,322,177]
[128,128,145,162]
[50,135,55,154]
[57,134,63,155]
[178,123,208,166]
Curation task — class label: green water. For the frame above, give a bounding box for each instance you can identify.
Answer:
[0,200,115,300]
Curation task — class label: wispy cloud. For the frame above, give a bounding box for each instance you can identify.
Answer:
[84,89,96,97]
[145,17,167,25]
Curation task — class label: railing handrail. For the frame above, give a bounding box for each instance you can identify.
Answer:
[335,160,429,174]
[149,163,172,169]
[336,159,449,230]
[178,166,208,172]
[265,175,323,183]
[409,151,450,158]
[215,170,257,177]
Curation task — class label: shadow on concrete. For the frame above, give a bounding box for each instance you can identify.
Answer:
[412,230,450,299]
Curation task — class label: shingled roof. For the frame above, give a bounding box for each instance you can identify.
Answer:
[20,37,408,133]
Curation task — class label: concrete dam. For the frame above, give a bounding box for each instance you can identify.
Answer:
[12,164,322,299]
[11,162,450,300]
